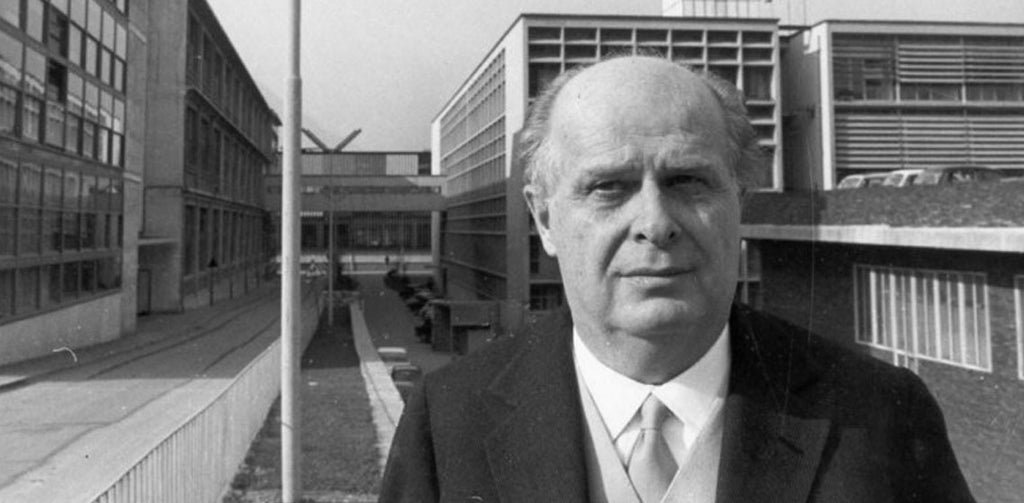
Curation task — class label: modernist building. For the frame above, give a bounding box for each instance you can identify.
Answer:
[741,183,1024,502]
[742,20,1024,502]
[141,0,277,312]
[264,150,444,274]
[0,0,145,365]
[433,13,784,334]
[783,21,1024,189]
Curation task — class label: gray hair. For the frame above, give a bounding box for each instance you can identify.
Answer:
[519,56,766,199]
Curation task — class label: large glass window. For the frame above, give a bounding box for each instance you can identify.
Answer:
[0,0,20,28]
[0,269,12,318]
[67,24,81,66]
[25,0,44,42]
[0,30,22,86]
[0,159,16,256]
[0,85,17,134]
[16,267,40,314]
[47,7,69,56]
[86,0,100,38]
[854,265,991,371]
[184,205,196,274]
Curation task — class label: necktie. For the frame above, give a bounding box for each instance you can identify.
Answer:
[628,395,678,503]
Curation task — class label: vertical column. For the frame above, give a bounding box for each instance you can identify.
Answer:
[280,0,303,501]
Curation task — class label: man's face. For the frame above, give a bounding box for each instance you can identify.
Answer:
[526,59,741,345]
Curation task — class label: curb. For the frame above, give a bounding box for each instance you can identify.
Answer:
[348,297,406,472]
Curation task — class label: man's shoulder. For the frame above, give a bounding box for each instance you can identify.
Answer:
[423,310,570,395]
[734,305,917,396]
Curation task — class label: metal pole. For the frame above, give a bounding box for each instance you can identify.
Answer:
[281,0,302,501]
[327,153,334,326]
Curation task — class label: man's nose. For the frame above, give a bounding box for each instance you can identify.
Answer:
[631,184,682,248]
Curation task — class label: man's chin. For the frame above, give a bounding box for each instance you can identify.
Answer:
[609,300,714,338]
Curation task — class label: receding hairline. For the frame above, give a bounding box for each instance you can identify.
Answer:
[521,55,763,199]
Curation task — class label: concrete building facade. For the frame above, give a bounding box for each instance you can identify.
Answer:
[740,183,1024,502]
[264,151,444,274]
[432,13,784,335]
[741,19,1024,502]
[782,21,1024,190]
[141,0,277,313]
[0,0,146,365]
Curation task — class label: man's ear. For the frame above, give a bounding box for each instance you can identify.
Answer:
[523,185,557,257]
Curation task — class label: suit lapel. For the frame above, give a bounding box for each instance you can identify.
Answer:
[716,306,832,503]
[482,310,589,503]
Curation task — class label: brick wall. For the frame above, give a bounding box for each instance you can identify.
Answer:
[755,240,1024,503]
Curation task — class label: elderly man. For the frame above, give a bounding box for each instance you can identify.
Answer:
[380,57,973,502]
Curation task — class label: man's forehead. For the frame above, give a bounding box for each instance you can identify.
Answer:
[554,59,712,110]
[549,58,722,135]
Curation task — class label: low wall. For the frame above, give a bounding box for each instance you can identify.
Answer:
[0,281,322,503]
[0,293,123,367]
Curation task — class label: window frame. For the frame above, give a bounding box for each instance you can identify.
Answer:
[853,264,992,372]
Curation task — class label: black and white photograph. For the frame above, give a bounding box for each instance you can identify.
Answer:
[0,0,1021,502]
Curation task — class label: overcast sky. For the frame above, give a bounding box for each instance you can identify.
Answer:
[205,0,1024,151]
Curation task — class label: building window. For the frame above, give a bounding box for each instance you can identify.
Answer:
[529,284,564,311]
[529,235,540,274]
[184,205,196,274]
[737,239,762,309]
[853,265,991,371]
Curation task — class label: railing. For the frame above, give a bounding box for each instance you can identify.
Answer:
[92,282,322,503]
[0,281,323,503]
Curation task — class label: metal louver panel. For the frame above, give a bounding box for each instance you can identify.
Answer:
[835,111,1024,171]
[896,37,965,83]
[963,38,1024,82]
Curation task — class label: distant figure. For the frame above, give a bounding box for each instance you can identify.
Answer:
[380,56,973,503]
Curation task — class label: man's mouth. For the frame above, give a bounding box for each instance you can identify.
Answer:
[620,266,691,278]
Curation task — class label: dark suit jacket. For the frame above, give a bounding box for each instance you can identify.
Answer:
[379,305,975,502]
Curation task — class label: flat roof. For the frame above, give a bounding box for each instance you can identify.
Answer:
[742,224,1024,253]
[784,19,1024,38]
[432,12,780,123]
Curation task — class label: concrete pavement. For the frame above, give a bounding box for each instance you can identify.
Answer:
[0,279,322,501]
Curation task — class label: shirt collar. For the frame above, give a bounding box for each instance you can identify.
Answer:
[573,325,731,441]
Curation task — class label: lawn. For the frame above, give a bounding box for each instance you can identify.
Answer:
[224,304,381,502]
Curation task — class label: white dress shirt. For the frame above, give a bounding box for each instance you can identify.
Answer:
[573,326,731,468]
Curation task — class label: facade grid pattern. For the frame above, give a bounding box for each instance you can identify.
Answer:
[439,50,506,196]
[174,1,277,297]
[0,0,127,325]
[853,264,992,372]
[524,23,779,189]
[832,33,1024,174]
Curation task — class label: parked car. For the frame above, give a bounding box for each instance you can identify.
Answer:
[391,363,423,402]
[882,169,923,187]
[377,346,409,368]
[837,172,889,189]
[914,165,1003,185]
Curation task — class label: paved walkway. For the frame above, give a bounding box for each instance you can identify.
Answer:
[0,279,320,501]
[360,276,454,375]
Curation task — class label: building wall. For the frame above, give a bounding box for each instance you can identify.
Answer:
[784,22,1024,189]
[141,0,275,313]
[0,293,121,366]
[265,153,444,276]
[0,0,139,362]
[781,27,826,190]
[754,239,1024,502]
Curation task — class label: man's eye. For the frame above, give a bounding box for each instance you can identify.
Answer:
[590,180,628,194]
[667,174,710,188]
